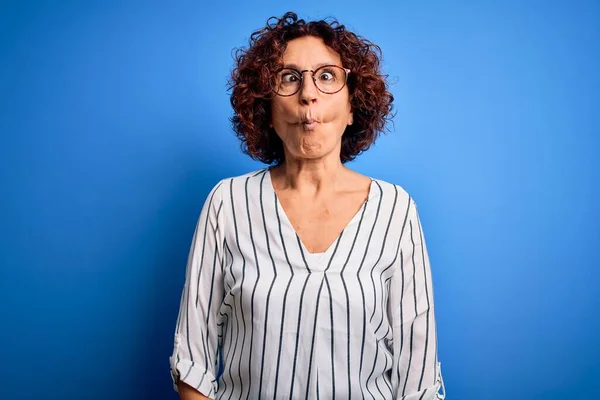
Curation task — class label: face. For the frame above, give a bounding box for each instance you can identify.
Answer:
[270,36,353,162]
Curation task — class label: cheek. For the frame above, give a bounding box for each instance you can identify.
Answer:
[270,102,280,123]
[326,92,351,117]
[323,101,352,124]
[271,99,294,121]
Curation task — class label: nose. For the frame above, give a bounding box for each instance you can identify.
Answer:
[299,73,318,105]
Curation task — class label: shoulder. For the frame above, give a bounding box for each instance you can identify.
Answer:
[369,178,428,244]
[201,168,269,221]
[370,176,414,206]
[221,168,270,183]
[369,176,426,228]
[222,167,270,186]
[210,168,270,198]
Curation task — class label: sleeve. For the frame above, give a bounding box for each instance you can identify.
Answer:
[169,180,226,399]
[388,199,445,400]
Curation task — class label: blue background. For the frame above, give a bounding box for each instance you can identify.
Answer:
[1,1,598,399]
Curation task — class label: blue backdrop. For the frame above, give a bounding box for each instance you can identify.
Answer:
[2,1,598,399]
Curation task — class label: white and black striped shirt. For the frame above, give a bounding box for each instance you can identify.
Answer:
[170,168,445,399]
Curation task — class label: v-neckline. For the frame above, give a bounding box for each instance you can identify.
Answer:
[265,168,375,267]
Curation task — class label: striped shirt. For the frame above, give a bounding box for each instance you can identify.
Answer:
[169,168,445,399]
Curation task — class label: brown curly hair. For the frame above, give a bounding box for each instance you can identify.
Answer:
[228,11,394,165]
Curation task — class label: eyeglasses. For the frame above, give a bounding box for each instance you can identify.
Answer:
[271,65,351,97]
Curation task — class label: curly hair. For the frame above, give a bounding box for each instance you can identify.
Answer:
[228,11,394,165]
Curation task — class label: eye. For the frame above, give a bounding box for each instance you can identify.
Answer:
[281,72,300,83]
[318,70,335,81]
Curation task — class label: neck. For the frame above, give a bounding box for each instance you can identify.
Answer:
[272,154,348,198]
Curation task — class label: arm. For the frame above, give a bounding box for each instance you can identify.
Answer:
[177,380,211,400]
[169,181,226,400]
[388,199,445,400]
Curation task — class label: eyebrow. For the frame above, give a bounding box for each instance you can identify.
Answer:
[282,62,339,70]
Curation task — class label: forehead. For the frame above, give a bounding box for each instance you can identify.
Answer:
[282,36,342,67]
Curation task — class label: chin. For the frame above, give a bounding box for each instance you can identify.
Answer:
[295,147,338,160]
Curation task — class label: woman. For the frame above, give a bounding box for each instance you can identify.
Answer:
[170,12,445,400]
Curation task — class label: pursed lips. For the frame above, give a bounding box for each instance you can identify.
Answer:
[298,117,319,131]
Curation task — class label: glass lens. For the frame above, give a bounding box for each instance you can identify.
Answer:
[274,69,301,96]
[314,65,347,93]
